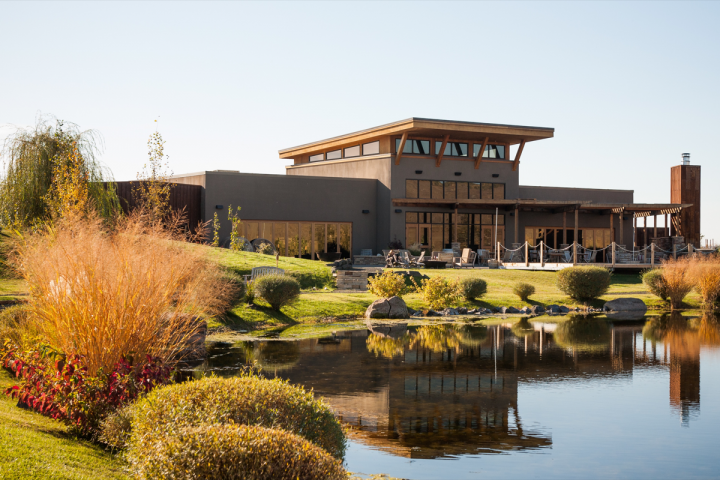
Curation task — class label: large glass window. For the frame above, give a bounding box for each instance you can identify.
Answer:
[313,224,326,259]
[326,150,341,160]
[405,212,505,250]
[288,223,299,257]
[435,141,468,157]
[344,145,360,158]
[300,224,312,258]
[406,179,418,199]
[327,224,337,253]
[431,180,444,199]
[406,179,505,200]
[362,141,380,156]
[339,224,351,257]
[418,180,431,199]
[274,223,286,255]
[396,138,431,155]
[472,144,506,159]
[309,153,324,162]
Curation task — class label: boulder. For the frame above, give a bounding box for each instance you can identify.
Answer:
[497,306,508,314]
[531,305,546,314]
[457,307,468,314]
[519,306,532,314]
[547,304,561,314]
[441,308,459,316]
[387,296,410,319]
[559,306,570,313]
[365,298,391,319]
[603,298,647,320]
[426,309,440,317]
[507,307,521,314]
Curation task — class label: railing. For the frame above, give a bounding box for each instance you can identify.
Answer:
[493,241,700,267]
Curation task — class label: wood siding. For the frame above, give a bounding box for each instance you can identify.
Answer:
[112,181,202,230]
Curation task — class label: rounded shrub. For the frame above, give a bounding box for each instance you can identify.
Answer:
[458,277,487,301]
[127,375,346,459]
[368,270,407,298]
[254,274,300,311]
[642,268,668,302]
[556,266,611,303]
[421,276,459,310]
[513,282,536,302]
[130,424,347,480]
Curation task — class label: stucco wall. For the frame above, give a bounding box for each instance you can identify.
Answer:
[286,156,391,253]
[519,185,634,203]
[172,171,378,255]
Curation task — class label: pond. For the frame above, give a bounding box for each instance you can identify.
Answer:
[192,314,720,479]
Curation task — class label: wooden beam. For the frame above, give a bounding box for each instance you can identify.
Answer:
[653,214,657,239]
[563,211,567,244]
[574,207,578,246]
[512,139,525,172]
[394,132,408,166]
[619,210,624,245]
[474,136,489,169]
[514,206,519,244]
[436,134,450,167]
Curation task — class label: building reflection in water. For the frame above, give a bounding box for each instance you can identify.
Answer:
[195,313,720,458]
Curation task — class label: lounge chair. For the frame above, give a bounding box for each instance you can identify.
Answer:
[411,251,426,267]
[453,248,477,268]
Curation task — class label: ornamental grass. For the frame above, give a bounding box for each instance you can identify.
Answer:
[9,211,237,375]
[689,256,720,309]
[660,257,695,310]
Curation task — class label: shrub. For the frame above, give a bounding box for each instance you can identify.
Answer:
[690,256,720,309]
[407,242,423,256]
[513,282,535,302]
[368,270,407,298]
[10,212,238,375]
[100,403,135,449]
[245,280,256,304]
[129,424,346,480]
[126,375,346,459]
[1,343,172,438]
[556,266,611,303]
[254,274,300,311]
[642,268,669,302]
[458,277,487,301]
[662,257,695,310]
[421,276,459,310]
[388,238,403,250]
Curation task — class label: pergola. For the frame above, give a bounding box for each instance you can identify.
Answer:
[391,198,692,246]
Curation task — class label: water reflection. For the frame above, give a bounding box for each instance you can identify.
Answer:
[642,313,720,426]
[194,314,720,460]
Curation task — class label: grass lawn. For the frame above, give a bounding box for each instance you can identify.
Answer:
[0,278,27,301]
[0,370,127,480]
[219,265,701,329]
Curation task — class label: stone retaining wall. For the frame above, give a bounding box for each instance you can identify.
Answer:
[336,270,369,290]
[353,255,386,266]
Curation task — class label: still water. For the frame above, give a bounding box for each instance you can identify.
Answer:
[196,314,720,479]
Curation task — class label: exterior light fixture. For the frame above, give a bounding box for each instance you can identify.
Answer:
[454,172,462,176]
[395,209,402,213]
[362,210,370,214]
[492,174,500,178]
[415,170,423,174]
[215,205,224,209]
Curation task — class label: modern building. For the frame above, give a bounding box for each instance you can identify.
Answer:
[170,118,699,259]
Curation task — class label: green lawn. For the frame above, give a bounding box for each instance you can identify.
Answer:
[0,370,128,480]
[0,278,26,301]
[217,266,702,329]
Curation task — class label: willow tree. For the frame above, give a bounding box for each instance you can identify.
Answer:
[0,117,120,228]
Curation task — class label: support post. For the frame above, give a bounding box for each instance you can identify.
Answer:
[653,214,657,239]
[436,134,450,167]
[474,137,489,169]
[540,241,545,267]
[453,206,458,243]
[633,216,637,247]
[689,244,694,255]
[651,243,655,267]
[609,213,613,242]
[619,210,624,246]
[612,242,616,267]
[665,213,668,237]
[497,242,501,262]
[573,242,577,265]
[673,243,677,260]
[669,213,673,237]
[574,207,579,246]
[514,206,519,244]
[395,132,408,166]
[643,216,647,250]
[512,140,525,172]
[525,242,529,267]
[563,211,567,244]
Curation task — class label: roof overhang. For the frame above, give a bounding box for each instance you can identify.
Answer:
[392,198,692,215]
[278,117,554,159]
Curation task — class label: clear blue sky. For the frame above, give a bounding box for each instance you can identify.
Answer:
[2,1,718,242]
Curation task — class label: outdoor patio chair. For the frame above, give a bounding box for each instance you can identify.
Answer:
[396,251,412,268]
[453,248,476,268]
[412,251,426,267]
[477,249,489,266]
[243,266,285,283]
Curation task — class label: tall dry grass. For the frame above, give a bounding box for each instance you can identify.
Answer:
[10,211,236,375]
[689,256,720,309]
[661,257,695,310]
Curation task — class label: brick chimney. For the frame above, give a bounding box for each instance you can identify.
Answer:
[671,153,701,246]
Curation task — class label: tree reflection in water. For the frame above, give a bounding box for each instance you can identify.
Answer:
[552,316,612,353]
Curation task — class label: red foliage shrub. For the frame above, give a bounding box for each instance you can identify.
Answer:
[1,341,172,438]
